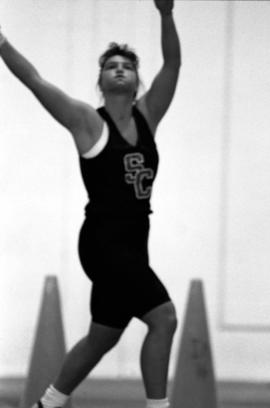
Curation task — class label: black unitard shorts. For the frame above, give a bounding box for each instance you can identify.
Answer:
[78,213,171,329]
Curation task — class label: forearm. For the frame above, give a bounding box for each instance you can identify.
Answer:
[0,39,41,90]
[0,31,85,133]
[160,13,181,67]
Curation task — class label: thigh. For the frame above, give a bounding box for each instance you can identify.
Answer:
[90,281,133,329]
[90,267,171,329]
[131,269,172,320]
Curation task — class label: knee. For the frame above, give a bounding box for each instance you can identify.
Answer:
[144,302,178,336]
[162,304,178,336]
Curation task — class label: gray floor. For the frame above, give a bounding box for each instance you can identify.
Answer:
[1,378,270,408]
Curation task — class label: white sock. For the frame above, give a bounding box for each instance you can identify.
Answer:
[146,397,170,408]
[40,385,69,408]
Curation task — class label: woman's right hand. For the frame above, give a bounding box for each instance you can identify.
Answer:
[154,0,174,15]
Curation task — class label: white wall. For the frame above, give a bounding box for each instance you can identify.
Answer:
[1,0,270,381]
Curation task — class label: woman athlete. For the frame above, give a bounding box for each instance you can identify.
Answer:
[0,1,181,407]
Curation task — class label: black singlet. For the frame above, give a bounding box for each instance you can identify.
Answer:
[77,105,170,328]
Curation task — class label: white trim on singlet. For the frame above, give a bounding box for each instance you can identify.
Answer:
[81,122,109,159]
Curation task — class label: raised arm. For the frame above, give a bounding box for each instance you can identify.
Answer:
[0,28,99,153]
[138,0,181,131]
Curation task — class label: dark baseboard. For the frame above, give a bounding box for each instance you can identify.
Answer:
[1,378,270,407]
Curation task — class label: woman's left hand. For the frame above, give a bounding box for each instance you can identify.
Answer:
[153,0,174,15]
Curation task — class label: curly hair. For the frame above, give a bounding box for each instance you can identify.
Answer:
[98,42,139,70]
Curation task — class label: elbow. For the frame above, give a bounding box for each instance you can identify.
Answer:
[29,74,43,93]
[175,57,182,73]
[164,50,181,70]
[175,57,182,70]
[165,58,181,72]
[175,50,182,69]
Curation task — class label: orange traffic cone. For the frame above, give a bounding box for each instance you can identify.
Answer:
[171,280,217,408]
[20,276,72,408]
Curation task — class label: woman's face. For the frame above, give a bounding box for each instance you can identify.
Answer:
[99,55,139,97]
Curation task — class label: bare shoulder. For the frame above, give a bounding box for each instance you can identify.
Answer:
[136,96,158,137]
[71,101,104,155]
[73,101,102,130]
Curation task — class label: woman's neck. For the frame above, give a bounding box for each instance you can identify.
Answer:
[104,95,134,123]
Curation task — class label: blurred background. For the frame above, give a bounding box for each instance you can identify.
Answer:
[1,0,270,403]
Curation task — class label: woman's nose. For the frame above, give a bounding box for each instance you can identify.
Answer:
[116,65,124,73]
